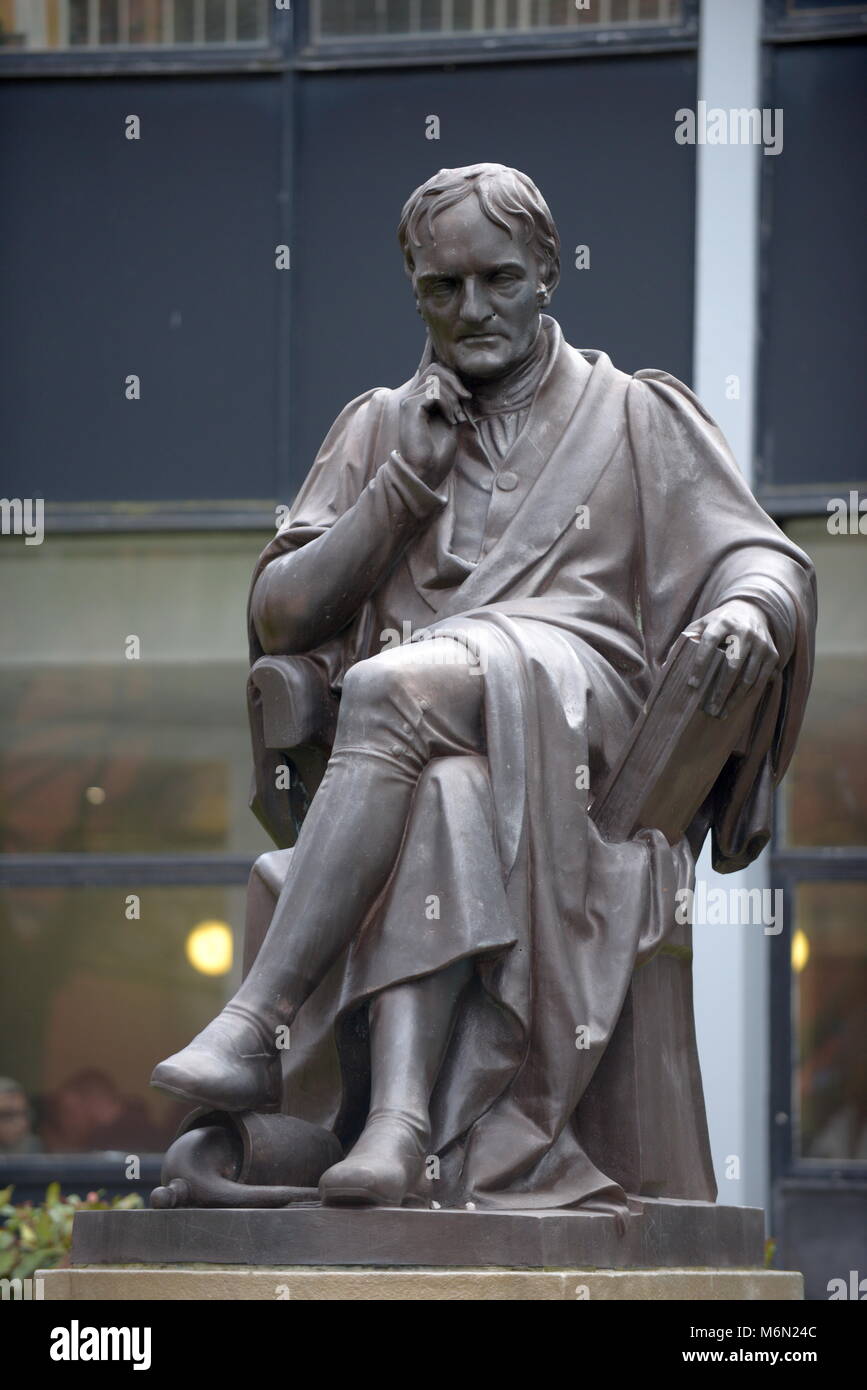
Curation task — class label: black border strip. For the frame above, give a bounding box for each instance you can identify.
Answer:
[0,854,256,885]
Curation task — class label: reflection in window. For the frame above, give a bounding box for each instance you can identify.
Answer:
[0,531,278,1160]
[0,0,269,50]
[311,0,682,42]
[794,882,867,1162]
[0,885,246,1156]
[782,520,867,847]
[0,533,273,857]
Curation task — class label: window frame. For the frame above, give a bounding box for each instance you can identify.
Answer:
[0,1151,163,1204]
[766,508,867,1188]
[0,527,267,1191]
[0,0,703,77]
[38,503,280,534]
[295,0,699,70]
[0,2,292,77]
[0,855,255,886]
[763,0,867,44]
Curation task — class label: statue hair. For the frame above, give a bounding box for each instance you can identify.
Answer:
[397,163,560,286]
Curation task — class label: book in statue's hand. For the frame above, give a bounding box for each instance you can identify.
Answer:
[589,632,764,846]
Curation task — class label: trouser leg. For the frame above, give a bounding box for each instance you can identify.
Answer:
[319,958,473,1206]
[368,958,474,1119]
[230,749,420,1035]
[151,638,484,1111]
[233,638,484,1027]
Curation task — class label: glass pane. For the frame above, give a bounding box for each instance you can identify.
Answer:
[793,882,867,1162]
[0,885,245,1156]
[782,520,867,847]
[0,533,273,856]
[786,1,867,13]
[0,0,269,51]
[312,0,683,42]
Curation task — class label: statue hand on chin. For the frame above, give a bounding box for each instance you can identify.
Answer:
[399,363,470,490]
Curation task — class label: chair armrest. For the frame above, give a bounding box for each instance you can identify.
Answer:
[247,655,337,848]
[249,655,338,751]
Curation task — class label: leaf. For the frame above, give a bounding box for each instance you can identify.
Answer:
[15,1251,45,1281]
[34,1210,54,1242]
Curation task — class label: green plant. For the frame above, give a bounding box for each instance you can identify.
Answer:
[0,1183,143,1281]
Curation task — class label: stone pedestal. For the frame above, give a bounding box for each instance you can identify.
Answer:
[49,1198,803,1300]
[70,1197,764,1270]
[40,1266,803,1301]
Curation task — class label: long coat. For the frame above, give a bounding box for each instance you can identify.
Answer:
[245,317,816,1211]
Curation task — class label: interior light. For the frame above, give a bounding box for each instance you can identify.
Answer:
[791,928,810,974]
[186,920,233,976]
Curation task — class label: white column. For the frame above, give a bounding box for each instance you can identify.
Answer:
[691,0,770,1217]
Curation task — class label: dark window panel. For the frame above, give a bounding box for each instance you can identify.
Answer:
[0,77,285,502]
[758,39,867,494]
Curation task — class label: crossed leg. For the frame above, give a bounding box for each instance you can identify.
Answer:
[152,636,487,1200]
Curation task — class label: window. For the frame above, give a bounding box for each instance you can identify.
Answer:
[772,518,867,1173]
[0,533,270,859]
[0,884,246,1156]
[792,882,867,1163]
[312,0,682,42]
[0,532,272,1160]
[763,0,867,39]
[781,526,867,849]
[0,0,269,50]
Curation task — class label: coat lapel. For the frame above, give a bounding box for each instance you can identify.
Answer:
[431,341,627,620]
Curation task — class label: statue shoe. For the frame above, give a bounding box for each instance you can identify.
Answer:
[318,1110,429,1207]
[150,1005,282,1112]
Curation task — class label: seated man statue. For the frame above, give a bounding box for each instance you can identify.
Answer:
[153,163,815,1215]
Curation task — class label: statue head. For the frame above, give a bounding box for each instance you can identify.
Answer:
[398,163,561,383]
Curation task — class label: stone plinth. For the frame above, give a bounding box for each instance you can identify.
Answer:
[71,1198,765,1271]
[40,1266,803,1301]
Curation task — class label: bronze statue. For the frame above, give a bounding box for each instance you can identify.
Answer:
[151,164,816,1216]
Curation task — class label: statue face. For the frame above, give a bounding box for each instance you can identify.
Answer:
[411,199,543,383]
